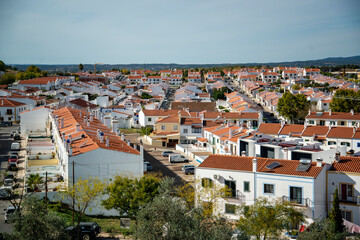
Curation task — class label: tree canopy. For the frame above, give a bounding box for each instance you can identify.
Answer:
[330,89,360,113]
[212,87,229,101]
[102,174,162,217]
[277,92,310,123]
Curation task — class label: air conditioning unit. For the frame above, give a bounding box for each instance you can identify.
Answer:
[213,174,220,180]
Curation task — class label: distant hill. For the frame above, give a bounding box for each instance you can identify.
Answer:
[11,55,360,72]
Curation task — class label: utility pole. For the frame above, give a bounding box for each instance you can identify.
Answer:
[72,161,75,225]
[45,171,48,211]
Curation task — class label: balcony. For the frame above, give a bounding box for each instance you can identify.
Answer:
[331,194,360,205]
[282,196,313,208]
[224,190,246,204]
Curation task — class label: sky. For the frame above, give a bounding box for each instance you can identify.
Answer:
[0,0,359,64]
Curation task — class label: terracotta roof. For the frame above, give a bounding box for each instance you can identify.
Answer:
[279,124,305,135]
[330,156,360,173]
[0,98,26,107]
[302,126,329,137]
[171,102,216,112]
[181,117,202,125]
[69,98,98,109]
[142,109,191,117]
[326,127,357,139]
[18,77,61,85]
[199,155,323,178]
[307,111,360,120]
[53,107,140,156]
[258,123,282,135]
[156,114,179,123]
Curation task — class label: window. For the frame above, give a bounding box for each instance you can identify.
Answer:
[358,142,360,148]
[328,141,336,145]
[192,128,202,133]
[341,210,352,222]
[244,181,250,192]
[264,184,274,194]
[340,121,345,126]
[217,139,219,143]
[174,125,178,130]
[308,120,314,124]
[225,204,236,214]
[148,118,152,122]
[183,129,188,134]
[319,120,325,126]
[330,121,335,126]
[161,125,165,130]
[201,178,213,188]
[340,184,353,200]
[224,180,236,198]
[6,109,12,115]
[352,121,356,126]
[290,187,303,204]
[340,142,350,147]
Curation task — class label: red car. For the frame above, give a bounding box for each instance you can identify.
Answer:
[8,155,18,164]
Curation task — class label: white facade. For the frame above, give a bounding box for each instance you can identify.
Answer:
[20,107,50,135]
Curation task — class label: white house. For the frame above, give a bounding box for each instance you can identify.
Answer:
[306,110,360,127]
[0,98,29,122]
[20,106,50,135]
[196,155,329,222]
[327,156,360,224]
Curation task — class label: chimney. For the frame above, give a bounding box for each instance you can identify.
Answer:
[316,157,323,167]
[335,152,341,162]
[252,158,257,172]
[346,149,354,157]
[60,118,64,128]
[229,129,233,139]
[140,145,144,156]
[90,113,94,121]
[283,147,288,160]
[100,132,104,143]
[87,121,90,127]
[69,146,73,156]
[105,136,109,147]
[116,129,120,136]
[76,124,80,132]
[329,109,332,116]
[121,132,125,141]
[227,121,230,128]
[127,140,131,146]
[68,135,72,143]
[350,109,354,115]
[133,143,137,151]
[241,151,246,156]
[84,116,87,123]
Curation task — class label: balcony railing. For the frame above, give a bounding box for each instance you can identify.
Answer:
[224,190,246,203]
[331,194,360,205]
[282,196,313,208]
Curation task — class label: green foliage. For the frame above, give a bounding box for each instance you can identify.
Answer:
[0,60,5,72]
[82,93,99,101]
[78,63,84,71]
[141,92,153,99]
[26,173,44,191]
[237,198,305,240]
[0,73,16,85]
[212,87,229,100]
[134,179,233,240]
[330,89,360,113]
[8,196,70,240]
[329,188,344,233]
[26,65,41,73]
[298,219,348,240]
[292,84,301,90]
[102,174,162,217]
[277,92,310,123]
[140,126,153,136]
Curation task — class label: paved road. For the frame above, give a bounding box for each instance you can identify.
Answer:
[0,125,19,234]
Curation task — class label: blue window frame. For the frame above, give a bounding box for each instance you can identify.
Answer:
[263,183,275,195]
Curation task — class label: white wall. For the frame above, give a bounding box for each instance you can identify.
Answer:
[20,107,50,135]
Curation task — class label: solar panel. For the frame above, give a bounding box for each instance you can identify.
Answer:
[297,163,311,172]
[266,162,281,170]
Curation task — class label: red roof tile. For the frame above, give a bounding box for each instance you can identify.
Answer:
[330,156,360,173]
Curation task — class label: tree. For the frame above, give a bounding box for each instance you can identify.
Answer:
[292,84,301,90]
[7,195,70,240]
[26,173,44,192]
[237,198,305,240]
[329,188,344,233]
[134,178,233,240]
[141,92,153,99]
[0,73,16,85]
[60,177,106,227]
[277,92,310,123]
[298,219,348,240]
[102,174,162,218]
[212,87,229,101]
[330,89,360,113]
[26,65,41,73]
[78,63,84,72]
[0,60,6,72]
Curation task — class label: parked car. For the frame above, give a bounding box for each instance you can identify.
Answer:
[0,187,12,200]
[10,130,19,137]
[10,142,20,151]
[169,154,189,163]
[66,222,101,240]
[3,178,14,187]
[144,162,153,172]
[182,164,195,172]
[162,151,174,157]
[7,162,18,171]
[4,206,18,223]
[8,155,18,163]
[14,134,20,140]
[184,167,195,175]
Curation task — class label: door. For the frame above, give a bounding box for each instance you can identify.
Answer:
[290,187,303,205]
[225,180,236,198]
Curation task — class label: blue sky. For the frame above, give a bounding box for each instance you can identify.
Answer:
[0,0,359,64]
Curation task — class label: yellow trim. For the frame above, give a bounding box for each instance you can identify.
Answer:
[338,182,355,199]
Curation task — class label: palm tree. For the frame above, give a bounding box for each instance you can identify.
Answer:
[78,63,84,72]
[26,173,44,192]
